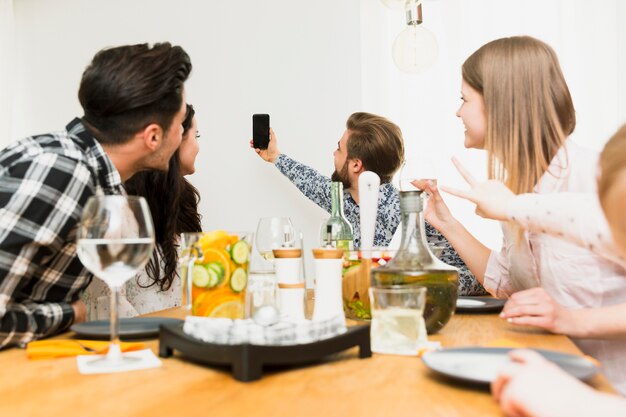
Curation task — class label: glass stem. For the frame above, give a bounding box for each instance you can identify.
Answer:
[184,258,194,310]
[107,286,123,364]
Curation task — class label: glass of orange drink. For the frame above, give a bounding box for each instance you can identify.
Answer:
[180,230,253,318]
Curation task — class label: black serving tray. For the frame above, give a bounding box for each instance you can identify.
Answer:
[158,323,372,382]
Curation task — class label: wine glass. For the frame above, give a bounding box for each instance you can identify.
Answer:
[398,154,439,192]
[76,195,154,369]
[254,217,295,261]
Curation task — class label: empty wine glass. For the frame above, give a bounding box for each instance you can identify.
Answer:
[255,217,295,261]
[398,154,439,192]
[76,195,155,370]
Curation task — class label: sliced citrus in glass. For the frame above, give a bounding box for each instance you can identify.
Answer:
[198,230,238,251]
[198,248,231,285]
[209,300,244,318]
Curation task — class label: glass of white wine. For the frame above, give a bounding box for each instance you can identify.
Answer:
[76,195,154,370]
[254,217,295,261]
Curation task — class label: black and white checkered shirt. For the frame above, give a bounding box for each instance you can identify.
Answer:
[0,118,124,348]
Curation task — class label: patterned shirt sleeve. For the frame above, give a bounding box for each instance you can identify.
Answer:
[425,222,487,296]
[0,151,93,348]
[275,155,401,248]
[274,154,332,212]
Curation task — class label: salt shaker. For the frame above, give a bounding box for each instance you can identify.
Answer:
[273,248,305,320]
[312,247,345,321]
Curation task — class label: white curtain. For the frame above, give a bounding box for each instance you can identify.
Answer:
[360,0,626,248]
[0,0,15,150]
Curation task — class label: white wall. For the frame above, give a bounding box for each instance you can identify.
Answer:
[5,0,626,284]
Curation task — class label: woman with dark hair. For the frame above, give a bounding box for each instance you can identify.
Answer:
[82,104,202,318]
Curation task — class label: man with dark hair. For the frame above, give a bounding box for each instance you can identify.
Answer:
[252,112,486,295]
[0,42,192,348]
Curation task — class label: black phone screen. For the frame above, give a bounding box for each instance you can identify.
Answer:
[252,114,270,149]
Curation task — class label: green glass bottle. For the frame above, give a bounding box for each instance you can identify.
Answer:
[371,190,459,334]
[320,182,354,251]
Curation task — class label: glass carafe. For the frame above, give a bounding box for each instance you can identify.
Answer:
[371,190,458,333]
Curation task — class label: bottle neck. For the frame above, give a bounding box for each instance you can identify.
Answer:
[330,182,346,218]
[398,210,430,254]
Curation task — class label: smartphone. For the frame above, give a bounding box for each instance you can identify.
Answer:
[252,114,270,149]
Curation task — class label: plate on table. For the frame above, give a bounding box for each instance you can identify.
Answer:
[71,317,183,340]
[422,347,598,385]
[456,296,506,314]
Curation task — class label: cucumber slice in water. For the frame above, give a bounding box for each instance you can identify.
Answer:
[207,261,225,282]
[208,267,220,288]
[193,264,220,288]
[229,267,248,293]
[192,265,210,288]
[230,241,250,264]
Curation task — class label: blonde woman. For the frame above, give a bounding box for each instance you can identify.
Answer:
[417,37,626,393]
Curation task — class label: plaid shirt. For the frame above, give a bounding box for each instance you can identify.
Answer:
[0,118,124,348]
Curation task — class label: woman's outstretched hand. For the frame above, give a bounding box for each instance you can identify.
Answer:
[440,157,515,221]
[410,179,455,232]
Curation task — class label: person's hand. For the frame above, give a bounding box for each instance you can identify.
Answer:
[500,287,578,336]
[439,157,515,221]
[492,349,596,417]
[410,179,456,231]
[250,128,280,163]
[71,300,86,324]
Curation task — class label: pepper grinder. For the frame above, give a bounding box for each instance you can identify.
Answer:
[273,248,305,320]
[312,247,345,321]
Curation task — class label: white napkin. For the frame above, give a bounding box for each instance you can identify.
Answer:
[76,348,162,374]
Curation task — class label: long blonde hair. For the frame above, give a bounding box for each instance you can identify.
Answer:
[462,36,576,194]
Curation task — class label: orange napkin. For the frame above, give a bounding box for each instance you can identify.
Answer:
[26,339,146,360]
[483,338,526,349]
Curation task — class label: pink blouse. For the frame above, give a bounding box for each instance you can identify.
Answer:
[483,140,626,394]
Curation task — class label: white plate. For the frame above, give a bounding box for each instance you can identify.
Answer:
[456,296,506,314]
[422,347,598,385]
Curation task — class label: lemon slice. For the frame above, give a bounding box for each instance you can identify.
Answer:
[209,300,244,318]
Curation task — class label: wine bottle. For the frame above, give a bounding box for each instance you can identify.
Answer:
[320,182,354,251]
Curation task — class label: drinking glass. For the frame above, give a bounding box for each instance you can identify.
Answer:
[180,231,253,318]
[255,217,295,261]
[76,195,155,369]
[179,233,205,310]
[244,272,277,319]
[398,155,438,192]
[368,286,427,355]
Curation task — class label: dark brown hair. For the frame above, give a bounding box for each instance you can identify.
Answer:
[345,112,405,183]
[124,105,202,291]
[78,42,192,144]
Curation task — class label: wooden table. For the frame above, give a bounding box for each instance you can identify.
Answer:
[0,309,614,417]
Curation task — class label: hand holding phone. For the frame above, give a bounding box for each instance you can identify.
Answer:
[252,114,270,149]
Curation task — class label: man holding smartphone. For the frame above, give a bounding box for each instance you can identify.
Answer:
[252,112,485,296]
[253,112,403,248]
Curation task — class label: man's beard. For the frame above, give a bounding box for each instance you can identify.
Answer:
[331,161,351,189]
